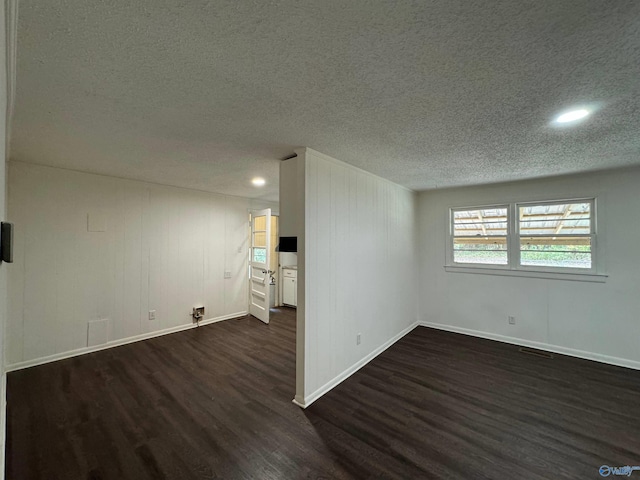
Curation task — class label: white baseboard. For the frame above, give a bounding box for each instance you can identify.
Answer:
[6,311,248,372]
[0,373,6,480]
[293,321,420,409]
[420,321,640,371]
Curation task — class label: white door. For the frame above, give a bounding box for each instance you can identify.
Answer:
[249,209,271,324]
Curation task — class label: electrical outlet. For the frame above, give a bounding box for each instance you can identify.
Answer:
[357,333,361,345]
[224,271,232,279]
[508,315,516,325]
[148,310,156,321]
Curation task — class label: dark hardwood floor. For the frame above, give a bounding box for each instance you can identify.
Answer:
[7,308,640,479]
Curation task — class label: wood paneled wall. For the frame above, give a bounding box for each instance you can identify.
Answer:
[7,162,256,368]
[296,149,417,404]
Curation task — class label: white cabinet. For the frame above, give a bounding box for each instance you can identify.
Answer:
[282,278,296,306]
[282,268,297,307]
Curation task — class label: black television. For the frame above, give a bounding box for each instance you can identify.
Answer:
[276,236,297,252]
[1,222,13,263]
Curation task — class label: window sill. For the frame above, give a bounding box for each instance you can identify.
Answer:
[443,265,608,283]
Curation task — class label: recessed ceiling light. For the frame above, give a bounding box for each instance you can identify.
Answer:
[251,177,266,186]
[554,108,591,124]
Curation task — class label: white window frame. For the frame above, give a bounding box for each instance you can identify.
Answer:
[448,204,511,270]
[515,198,596,275]
[446,198,606,282]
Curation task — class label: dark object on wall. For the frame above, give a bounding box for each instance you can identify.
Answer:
[1,222,14,263]
[276,236,297,252]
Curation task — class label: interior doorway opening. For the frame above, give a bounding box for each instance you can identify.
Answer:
[248,210,282,323]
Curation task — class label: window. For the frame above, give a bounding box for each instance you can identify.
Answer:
[518,200,593,269]
[253,248,267,264]
[451,206,508,265]
[449,198,596,273]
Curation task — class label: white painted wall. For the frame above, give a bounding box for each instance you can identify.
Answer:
[279,157,299,239]
[279,252,297,267]
[293,148,417,406]
[417,167,640,369]
[280,156,307,401]
[0,1,9,474]
[7,162,256,369]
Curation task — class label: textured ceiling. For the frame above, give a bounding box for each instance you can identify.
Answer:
[11,1,640,201]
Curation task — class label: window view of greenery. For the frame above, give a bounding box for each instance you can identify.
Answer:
[520,237,591,268]
[519,202,592,269]
[451,201,594,269]
[453,239,508,265]
[453,207,508,265]
[253,248,267,264]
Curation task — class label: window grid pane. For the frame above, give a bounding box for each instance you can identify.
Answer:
[253,232,267,248]
[253,248,267,264]
[453,237,508,265]
[253,215,267,231]
[519,202,591,236]
[453,207,508,237]
[519,236,592,269]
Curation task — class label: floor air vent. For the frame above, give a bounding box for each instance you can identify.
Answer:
[519,347,554,359]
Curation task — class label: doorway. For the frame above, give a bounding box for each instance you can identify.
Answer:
[248,210,279,323]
